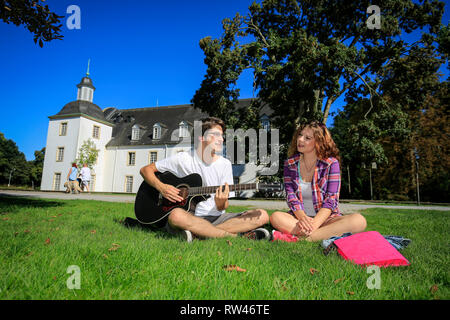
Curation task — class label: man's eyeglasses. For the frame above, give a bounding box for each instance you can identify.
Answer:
[206,131,225,139]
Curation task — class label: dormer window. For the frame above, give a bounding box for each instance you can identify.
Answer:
[153,123,161,140]
[179,121,189,138]
[131,124,140,141]
[261,115,270,132]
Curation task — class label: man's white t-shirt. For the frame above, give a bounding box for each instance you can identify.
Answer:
[155,151,235,217]
[80,167,91,181]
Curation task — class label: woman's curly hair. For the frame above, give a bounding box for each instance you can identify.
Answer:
[287,120,340,162]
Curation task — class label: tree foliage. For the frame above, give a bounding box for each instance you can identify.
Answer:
[76,139,99,169]
[0,132,46,187]
[332,48,449,201]
[193,0,447,201]
[0,0,64,47]
[0,132,30,185]
[29,147,45,187]
[192,0,445,147]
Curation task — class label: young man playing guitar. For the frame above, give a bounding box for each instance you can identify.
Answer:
[139,117,270,242]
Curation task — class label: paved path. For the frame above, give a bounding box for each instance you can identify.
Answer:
[0,190,449,213]
[0,190,137,203]
[227,199,450,213]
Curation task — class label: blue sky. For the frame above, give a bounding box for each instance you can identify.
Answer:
[0,0,448,161]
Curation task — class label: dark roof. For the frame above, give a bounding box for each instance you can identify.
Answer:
[105,104,207,147]
[77,76,96,90]
[50,100,112,125]
[103,107,118,120]
[105,98,273,147]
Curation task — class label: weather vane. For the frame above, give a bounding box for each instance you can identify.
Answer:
[86,58,90,77]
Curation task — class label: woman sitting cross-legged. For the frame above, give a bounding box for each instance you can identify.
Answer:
[270,120,367,242]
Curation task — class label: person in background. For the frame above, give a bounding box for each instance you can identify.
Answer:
[80,163,91,193]
[270,120,367,242]
[66,163,81,194]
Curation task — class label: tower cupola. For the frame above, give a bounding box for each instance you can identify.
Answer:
[76,59,95,102]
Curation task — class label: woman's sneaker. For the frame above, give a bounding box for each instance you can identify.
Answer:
[272,230,299,242]
[239,228,271,240]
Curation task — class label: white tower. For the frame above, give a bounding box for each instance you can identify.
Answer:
[40,63,114,192]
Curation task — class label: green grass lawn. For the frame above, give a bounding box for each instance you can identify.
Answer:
[0,195,448,300]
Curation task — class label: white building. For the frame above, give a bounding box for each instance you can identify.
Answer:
[40,73,274,196]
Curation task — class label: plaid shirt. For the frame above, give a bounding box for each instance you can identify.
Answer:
[283,154,342,217]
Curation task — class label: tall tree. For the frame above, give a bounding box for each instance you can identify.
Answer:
[0,132,30,186]
[437,22,449,76]
[332,42,448,201]
[29,147,45,188]
[413,81,449,202]
[0,0,64,47]
[192,0,445,148]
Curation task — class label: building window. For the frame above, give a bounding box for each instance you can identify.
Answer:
[93,125,100,139]
[128,152,136,166]
[149,151,157,164]
[125,176,133,193]
[56,147,64,162]
[131,124,140,141]
[153,123,161,139]
[260,114,270,132]
[179,121,189,138]
[262,120,270,131]
[53,173,61,191]
[59,122,68,136]
[89,174,96,192]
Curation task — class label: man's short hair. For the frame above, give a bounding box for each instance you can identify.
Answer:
[200,117,226,136]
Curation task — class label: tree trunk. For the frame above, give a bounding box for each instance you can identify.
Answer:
[323,96,335,124]
[313,89,321,114]
[295,100,305,126]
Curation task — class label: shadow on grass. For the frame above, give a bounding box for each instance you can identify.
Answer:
[114,216,175,240]
[115,216,275,242]
[0,195,66,210]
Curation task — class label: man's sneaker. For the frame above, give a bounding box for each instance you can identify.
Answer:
[181,230,193,243]
[272,230,299,242]
[239,228,271,240]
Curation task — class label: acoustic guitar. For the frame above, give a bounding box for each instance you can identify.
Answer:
[134,171,282,226]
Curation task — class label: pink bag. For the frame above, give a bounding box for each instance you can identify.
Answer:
[334,231,410,267]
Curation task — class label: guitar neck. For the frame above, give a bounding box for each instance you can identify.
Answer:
[188,183,258,195]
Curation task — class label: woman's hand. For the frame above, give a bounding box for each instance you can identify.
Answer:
[293,211,315,236]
